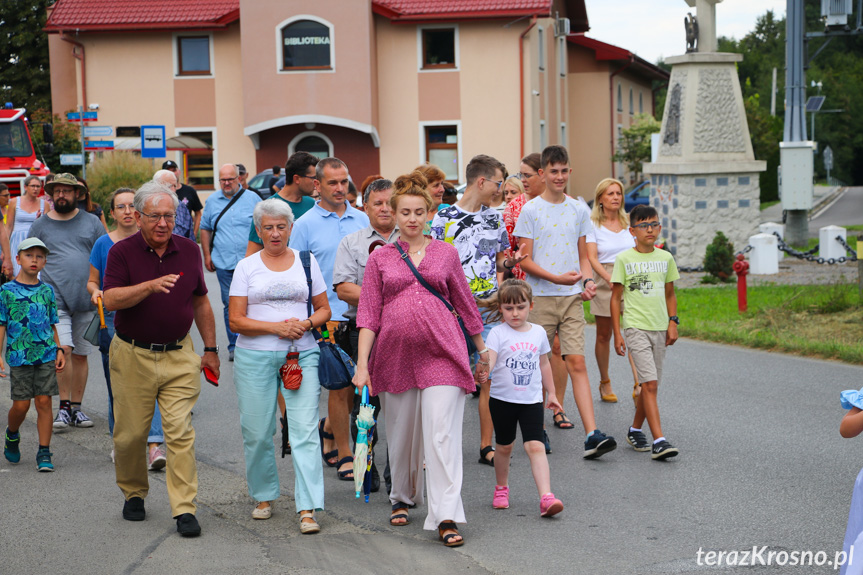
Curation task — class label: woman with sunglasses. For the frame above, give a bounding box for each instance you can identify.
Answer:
[8,176,47,276]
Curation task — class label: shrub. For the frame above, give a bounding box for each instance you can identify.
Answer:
[85,152,154,214]
[703,231,735,281]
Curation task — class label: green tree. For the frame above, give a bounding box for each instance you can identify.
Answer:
[743,90,783,202]
[0,1,53,113]
[612,114,661,182]
[29,108,81,177]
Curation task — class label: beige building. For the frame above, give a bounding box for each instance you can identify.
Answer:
[45,0,663,199]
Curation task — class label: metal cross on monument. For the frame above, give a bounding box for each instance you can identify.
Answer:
[685,0,723,52]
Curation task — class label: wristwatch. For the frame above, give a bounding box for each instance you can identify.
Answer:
[668,316,680,325]
[583,278,595,288]
[203,346,220,353]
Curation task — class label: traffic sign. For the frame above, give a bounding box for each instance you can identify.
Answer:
[67,111,98,122]
[83,125,113,137]
[84,140,114,151]
[141,125,166,158]
[60,154,84,165]
[823,145,834,170]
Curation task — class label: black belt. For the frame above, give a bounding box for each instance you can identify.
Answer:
[117,331,185,352]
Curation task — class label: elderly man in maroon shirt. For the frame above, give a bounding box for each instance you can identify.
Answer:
[103,181,220,538]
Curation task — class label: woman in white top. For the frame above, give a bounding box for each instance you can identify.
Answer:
[586,178,636,403]
[8,175,46,275]
[228,200,332,533]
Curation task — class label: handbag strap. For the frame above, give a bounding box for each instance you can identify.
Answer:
[299,250,323,341]
[209,188,245,251]
[394,242,463,322]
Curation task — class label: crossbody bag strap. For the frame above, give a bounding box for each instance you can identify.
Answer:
[299,250,322,340]
[394,242,462,321]
[209,188,245,251]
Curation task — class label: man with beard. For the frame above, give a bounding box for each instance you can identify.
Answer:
[28,173,106,430]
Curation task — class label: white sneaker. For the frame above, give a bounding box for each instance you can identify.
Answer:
[53,409,71,430]
[147,444,166,471]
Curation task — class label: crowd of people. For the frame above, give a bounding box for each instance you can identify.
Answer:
[1,145,682,545]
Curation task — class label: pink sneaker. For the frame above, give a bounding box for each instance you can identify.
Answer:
[540,493,563,517]
[148,444,166,471]
[492,485,509,509]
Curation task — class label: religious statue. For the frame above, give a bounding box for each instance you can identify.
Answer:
[663,84,682,145]
[685,12,699,52]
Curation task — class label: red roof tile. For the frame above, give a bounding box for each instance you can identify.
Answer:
[372,0,553,20]
[45,0,239,32]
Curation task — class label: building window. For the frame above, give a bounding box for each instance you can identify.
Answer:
[178,130,214,189]
[424,125,459,181]
[177,36,211,76]
[420,27,457,70]
[289,131,333,159]
[280,18,333,71]
[540,121,547,148]
[629,88,634,115]
[639,92,644,114]
[538,27,545,71]
[617,84,622,112]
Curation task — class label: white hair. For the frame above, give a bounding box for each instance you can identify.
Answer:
[253,199,294,230]
[135,180,179,212]
[153,169,177,185]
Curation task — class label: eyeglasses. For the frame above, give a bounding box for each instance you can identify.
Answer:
[114,204,134,212]
[517,172,537,180]
[139,212,176,224]
[219,177,237,183]
[52,189,78,197]
[484,178,504,189]
[632,222,661,230]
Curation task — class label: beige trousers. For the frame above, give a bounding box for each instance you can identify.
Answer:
[381,385,466,530]
[110,334,201,517]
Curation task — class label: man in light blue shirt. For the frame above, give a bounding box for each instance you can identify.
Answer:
[201,163,261,360]
[289,157,368,481]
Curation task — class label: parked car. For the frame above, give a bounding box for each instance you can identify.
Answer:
[247,168,275,198]
[624,180,651,212]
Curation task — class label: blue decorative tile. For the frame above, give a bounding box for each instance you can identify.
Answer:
[695,178,707,187]
[717,200,729,208]
[654,197,660,207]
[671,232,677,243]
[670,246,677,255]
[673,185,678,194]
[738,176,750,186]
[671,175,677,184]
[662,204,668,215]
[672,219,677,229]
[662,217,668,228]
[695,201,707,209]
[738,199,750,208]
[717,177,728,186]
[673,198,678,208]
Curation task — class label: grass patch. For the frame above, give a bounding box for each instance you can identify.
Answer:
[789,235,857,254]
[760,200,780,210]
[583,283,863,364]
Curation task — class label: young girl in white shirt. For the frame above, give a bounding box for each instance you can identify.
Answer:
[479,279,565,517]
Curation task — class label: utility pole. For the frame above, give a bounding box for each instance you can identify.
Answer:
[79,105,86,180]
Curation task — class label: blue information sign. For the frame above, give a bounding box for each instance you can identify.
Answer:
[141,125,166,158]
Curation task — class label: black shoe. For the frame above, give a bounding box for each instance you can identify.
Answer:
[651,439,679,461]
[542,429,552,454]
[175,513,201,537]
[370,462,380,493]
[583,429,617,460]
[626,429,651,452]
[122,497,146,521]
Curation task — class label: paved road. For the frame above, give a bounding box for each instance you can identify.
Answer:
[3,268,863,574]
[810,186,863,238]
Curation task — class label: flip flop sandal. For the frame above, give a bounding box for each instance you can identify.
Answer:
[553,411,575,429]
[390,502,410,526]
[318,417,338,467]
[336,455,354,480]
[438,521,464,547]
[478,445,495,466]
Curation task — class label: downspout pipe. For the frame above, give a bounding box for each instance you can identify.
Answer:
[61,31,87,108]
[609,55,633,178]
[519,16,538,158]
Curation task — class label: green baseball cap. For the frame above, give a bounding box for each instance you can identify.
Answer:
[16,237,50,254]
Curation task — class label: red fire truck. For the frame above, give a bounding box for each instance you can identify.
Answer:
[0,103,53,196]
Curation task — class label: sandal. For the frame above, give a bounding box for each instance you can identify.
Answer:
[336,455,354,480]
[598,380,618,403]
[438,520,464,547]
[390,502,410,526]
[478,446,495,466]
[318,417,338,467]
[299,511,320,534]
[552,411,575,429]
[280,415,291,458]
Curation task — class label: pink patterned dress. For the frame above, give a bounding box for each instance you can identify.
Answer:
[502,194,527,280]
[356,238,484,396]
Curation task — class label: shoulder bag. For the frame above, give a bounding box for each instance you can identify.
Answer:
[209,188,245,251]
[300,250,356,390]
[395,242,477,358]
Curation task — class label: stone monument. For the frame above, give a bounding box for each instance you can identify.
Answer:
[643,0,766,268]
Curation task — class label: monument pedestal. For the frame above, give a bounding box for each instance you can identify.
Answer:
[644,52,766,268]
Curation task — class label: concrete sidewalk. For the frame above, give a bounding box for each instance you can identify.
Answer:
[760,184,842,224]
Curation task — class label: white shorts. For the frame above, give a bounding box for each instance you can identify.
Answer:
[57,308,96,356]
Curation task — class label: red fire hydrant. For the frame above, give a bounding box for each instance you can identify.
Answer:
[732,253,749,313]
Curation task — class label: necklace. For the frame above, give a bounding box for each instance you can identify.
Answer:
[408,237,428,256]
